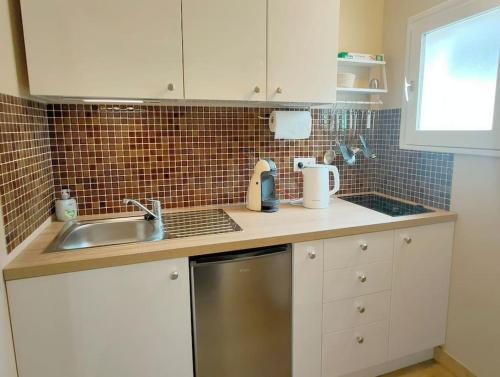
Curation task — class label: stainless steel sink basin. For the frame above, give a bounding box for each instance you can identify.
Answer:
[46,216,164,252]
[45,209,242,253]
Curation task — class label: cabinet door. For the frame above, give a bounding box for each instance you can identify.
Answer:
[267,0,339,103]
[183,0,267,101]
[8,258,193,377]
[389,222,454,359]
[293,241,324,377]
[20,0,184,99]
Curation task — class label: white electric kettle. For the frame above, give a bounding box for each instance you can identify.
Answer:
[301,164,340,209]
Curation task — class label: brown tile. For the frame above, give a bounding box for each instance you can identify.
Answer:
[0,93,54,253]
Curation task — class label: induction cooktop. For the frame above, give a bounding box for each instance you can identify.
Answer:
[341,194,434,217]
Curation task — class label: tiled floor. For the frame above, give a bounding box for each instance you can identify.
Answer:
[382,360,456,377]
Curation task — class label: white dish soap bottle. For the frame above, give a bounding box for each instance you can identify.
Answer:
[55,189,78,222]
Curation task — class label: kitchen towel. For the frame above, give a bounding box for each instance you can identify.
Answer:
[269,111,312,139]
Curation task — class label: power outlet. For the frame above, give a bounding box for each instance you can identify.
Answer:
[293,157,316,172]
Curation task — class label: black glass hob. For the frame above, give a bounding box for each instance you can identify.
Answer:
[341,194,434,217]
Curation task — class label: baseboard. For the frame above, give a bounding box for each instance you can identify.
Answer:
[341,349,434,377]
[434,346,477,377]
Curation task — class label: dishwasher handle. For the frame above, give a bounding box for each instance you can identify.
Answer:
[191,244,291,266]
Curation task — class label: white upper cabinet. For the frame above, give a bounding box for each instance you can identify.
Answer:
[267,0,339,103]
[182,0,267,101]
[20,0,184,99]
[8,258,193,377]
[389,222,454,360]
[20,0,340,103]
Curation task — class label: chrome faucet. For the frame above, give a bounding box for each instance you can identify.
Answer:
[123,198,163,225]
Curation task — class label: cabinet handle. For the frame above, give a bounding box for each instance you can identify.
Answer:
[170,271,179,280]
[167,83,175,91]
[356,304,366,313]
[359,242,368,251]
[404,236,412,244]
[254,86,261,94]
[356,336,364,344]
[276,87,283,94]
[357,273,367,283]
[308,250,317,260]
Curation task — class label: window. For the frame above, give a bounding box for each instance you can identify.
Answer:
[401,0,500,156]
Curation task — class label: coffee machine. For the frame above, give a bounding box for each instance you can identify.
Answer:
[246,159,279,212]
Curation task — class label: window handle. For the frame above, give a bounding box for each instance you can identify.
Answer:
[405,77,414,102]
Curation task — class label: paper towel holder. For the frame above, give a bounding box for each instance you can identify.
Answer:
[257,105,315,121]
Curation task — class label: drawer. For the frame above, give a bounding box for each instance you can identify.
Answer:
[323,291,391,334]
[322,320,389,377]
[324,231,394,270]
[323,261,392,302]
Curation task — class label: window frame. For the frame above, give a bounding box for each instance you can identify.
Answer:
[400,0,500,157]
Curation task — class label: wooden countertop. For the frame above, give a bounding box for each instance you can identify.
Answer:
[3,196,456,281]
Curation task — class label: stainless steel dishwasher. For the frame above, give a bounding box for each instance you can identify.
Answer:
[190,244,291,377]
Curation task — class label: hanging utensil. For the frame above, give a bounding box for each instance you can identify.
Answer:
[339,110,356,165]
[350,110,361,155]
[359,109,376,159]
[335,111,341,147]
[323,110,336,164]
[359,134,376,159]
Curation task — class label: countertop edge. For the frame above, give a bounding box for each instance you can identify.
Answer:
[3,212,457,281]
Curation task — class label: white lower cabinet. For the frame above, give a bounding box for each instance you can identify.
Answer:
[7,258,193,377]
[293,240,324,377]
[293,222,454,377]
[323,261,393,302]
[7,222,454,377]
[323,291,391,334]
[322,320,389,377]
[389,222,455,360]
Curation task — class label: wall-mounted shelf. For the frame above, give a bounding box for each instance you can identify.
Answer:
[336,56,388,95]
[337,58,386,67]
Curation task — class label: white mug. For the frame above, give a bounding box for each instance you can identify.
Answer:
[302,164,340,209]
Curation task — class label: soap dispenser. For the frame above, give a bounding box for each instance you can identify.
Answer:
[55,189,78,221]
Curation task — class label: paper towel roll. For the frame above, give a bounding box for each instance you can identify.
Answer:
[269,111,312,139]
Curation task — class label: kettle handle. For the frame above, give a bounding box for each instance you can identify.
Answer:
[328,166,340,196]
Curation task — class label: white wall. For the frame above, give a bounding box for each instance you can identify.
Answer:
[382,0,446,108]
[447,155,500,376]
[0,0,29,98]
[382,1,500,375]
[1,0,29,375]
[339,0,385,54]
[0,208,19,377]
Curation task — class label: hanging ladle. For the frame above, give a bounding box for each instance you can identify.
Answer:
[359,110,376,159]
[339,110,356,165]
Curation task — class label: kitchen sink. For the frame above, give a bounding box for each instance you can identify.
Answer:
[45,216,164,252]
[45,209,242,252]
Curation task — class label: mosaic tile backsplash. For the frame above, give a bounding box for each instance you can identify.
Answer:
[0,93,454,253]
[48,104,375,215]
[374,109,454,210]
[0,94,53,253]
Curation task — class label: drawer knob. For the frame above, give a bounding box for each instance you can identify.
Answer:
[167,83,175,91]
[404,236,412,244]
[356,304,366,313]
[357,273,367,283]
[254,86,261,94]
[308,250,317,260]
[276,87,283,94]
[356,336,364,344]
[170,271,179,280]
[359,242,368,251]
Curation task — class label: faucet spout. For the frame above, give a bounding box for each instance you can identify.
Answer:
[123,198,163,222]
